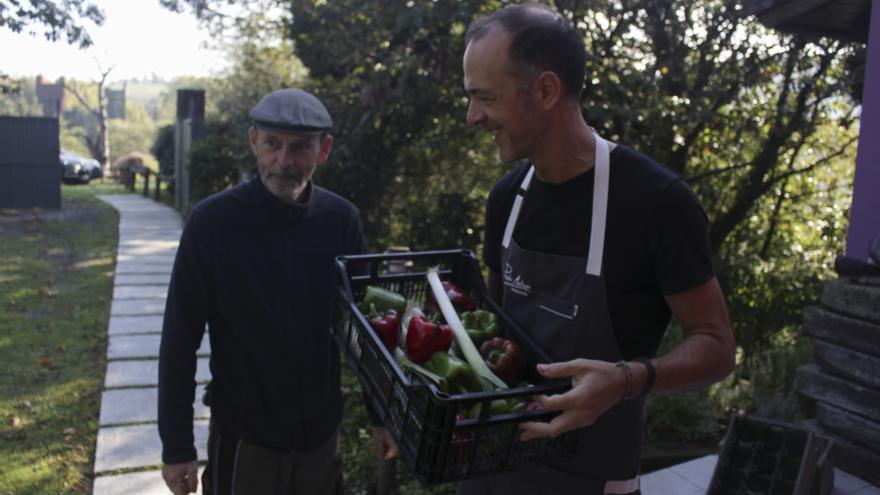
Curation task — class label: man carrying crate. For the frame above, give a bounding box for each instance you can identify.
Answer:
[158,88,395,495]
[460,5,736,494]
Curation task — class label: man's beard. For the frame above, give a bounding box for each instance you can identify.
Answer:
[263,168,312,203]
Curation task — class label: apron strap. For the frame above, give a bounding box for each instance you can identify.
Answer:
[586,133,610,276]
[500,131,610,277]
[501,166,535,249]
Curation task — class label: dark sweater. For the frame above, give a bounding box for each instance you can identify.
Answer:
[158,176,366,464]
[484,146,714,359]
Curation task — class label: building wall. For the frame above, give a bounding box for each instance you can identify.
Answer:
[0,116,61,209]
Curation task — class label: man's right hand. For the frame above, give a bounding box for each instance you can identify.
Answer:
[162,460,199,495]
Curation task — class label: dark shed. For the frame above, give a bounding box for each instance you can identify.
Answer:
[0,116,61,209]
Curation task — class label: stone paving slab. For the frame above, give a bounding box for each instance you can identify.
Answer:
[92,468,205,495]
[111,299,167,316]
[640,454,880,494]
[666,454,716,489]
[119,224,181,232]
[116,254,177,265]
[109,315,164,335]
[114,274,171,286]
[641,465,704,494]
[113,285,168,300]
[99,386,209,426]
[93,420,209,473]
[117,243,178,257]
[105,358,210,388]
[115,263,173,275]
[108,333,209,359]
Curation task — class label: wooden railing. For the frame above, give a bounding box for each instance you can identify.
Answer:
[125,165,173,202]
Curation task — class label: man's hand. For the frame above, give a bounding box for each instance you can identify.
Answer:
[372,426,398,460]
[162,460,199,495]
[518,359,632,441]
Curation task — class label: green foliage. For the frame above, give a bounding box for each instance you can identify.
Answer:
[292,0,504,252]
[646,391,720,444]
[0,0,105,48]
[0,76,42,116]
[108,100,158,162]
[152,124,176,176]
[713,329,813,422]
[188,119,251,204]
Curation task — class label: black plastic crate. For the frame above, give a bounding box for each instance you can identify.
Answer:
[333,249,577,485]
[707,415,834,495]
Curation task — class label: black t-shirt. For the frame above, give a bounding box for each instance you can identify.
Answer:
[483,145,713,358]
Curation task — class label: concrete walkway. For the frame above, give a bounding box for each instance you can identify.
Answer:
[93,195,210,495]
[641,454,880,495]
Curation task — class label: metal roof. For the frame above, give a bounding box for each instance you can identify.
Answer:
[743,0,872,43]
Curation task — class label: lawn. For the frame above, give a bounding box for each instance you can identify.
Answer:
[0,182,125,493]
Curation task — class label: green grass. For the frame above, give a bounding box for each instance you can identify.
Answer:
[0,183,125,493]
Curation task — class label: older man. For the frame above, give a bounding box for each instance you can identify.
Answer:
[158,88,392,495]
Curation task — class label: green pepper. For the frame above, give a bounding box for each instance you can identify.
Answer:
[363,286,408,315]
[461,310,499,346]
[465,398,514,418]
[423,352,483,395]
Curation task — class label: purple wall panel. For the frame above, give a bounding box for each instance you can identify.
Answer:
[846,0,880,260]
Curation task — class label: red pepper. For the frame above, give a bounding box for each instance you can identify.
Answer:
[369,308,399,350]
[479,337,527,386]
[406,315,453,364]
[427,280,477,312]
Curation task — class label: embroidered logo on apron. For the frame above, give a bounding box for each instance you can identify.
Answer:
[503,262,532,296]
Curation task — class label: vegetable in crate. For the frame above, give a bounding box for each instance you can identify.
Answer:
[479,337,527,386]
[461,309,499,346]
[423,352,483,395]
[364,304,399,350]
[406,315,453,364]
[427,269,508,390]
[363,285,407,315]
[426,280,477,312]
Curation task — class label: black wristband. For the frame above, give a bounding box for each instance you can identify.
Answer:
[615,360,633,404]
[632,358,656,399]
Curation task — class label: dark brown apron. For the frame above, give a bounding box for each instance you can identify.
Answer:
[458,133,645,495]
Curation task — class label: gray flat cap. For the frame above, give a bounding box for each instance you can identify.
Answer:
[249,88,332,132]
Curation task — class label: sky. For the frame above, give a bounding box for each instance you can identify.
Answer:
[0,0,228,83]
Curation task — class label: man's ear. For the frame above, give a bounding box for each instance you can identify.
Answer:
[317,134,334,164]
[248,126,259,155]
[533,71,563,110]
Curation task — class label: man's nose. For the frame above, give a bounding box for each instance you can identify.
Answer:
[466,101,484,127]
[280,147,297,167]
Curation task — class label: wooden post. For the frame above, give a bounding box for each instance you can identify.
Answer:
[142,168,150,197]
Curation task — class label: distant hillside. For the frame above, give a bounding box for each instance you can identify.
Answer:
[113,82,169,103]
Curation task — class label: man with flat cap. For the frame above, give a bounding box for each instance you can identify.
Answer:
[158,88,394,494]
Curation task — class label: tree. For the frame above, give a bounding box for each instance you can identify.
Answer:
[0,0,105,48]
[0,75,42,116]
[166,0,862,359]
[64,63,114,173]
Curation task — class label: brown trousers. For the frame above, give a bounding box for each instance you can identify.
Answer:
[202,420,343,495]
